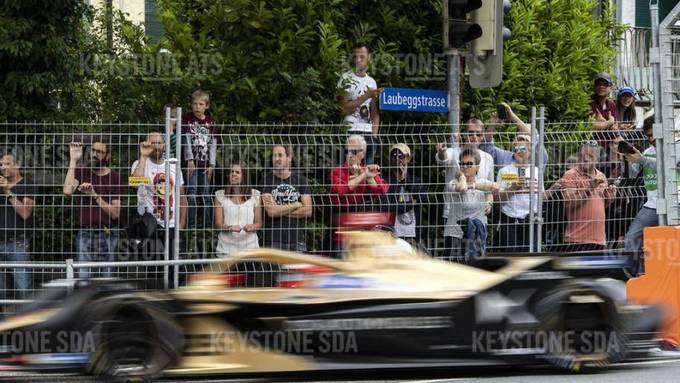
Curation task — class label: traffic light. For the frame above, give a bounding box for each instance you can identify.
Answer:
[443,0,483,50]
[469,0,511,88]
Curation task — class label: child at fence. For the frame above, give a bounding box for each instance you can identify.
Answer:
[214,161,262,257]
[182,90,218,229]
[443,149,498,262]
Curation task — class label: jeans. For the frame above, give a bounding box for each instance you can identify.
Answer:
[76,229,119,279]
[624,207,659,276]
[187,168,212,228]
[0,238,31,301]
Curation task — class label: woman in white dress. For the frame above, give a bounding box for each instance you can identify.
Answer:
[214,161,262,257]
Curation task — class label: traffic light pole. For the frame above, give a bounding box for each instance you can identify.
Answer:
[447,50,460,145]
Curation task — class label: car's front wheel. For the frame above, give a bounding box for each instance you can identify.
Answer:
[85,297,184,380]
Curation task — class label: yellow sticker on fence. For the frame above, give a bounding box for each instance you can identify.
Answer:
[128,176,151,186]
[500,172,519,183]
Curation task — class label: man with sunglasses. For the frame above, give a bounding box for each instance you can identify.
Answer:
[383,143,427,242]
[331,135,388,208]
[552,141,615,253]
[63,141,123,278]
[495,135,543,253]
[436,120,495,223]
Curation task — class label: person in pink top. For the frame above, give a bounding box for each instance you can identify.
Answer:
[553,141,616,252]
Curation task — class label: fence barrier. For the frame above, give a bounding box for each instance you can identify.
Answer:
[0,116,677,304]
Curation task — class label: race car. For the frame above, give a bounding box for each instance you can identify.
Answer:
[0,231,664,380]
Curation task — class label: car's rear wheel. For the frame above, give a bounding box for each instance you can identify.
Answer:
[85,297,184,380]
[532,285,627,371]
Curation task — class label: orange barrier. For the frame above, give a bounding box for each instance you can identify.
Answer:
[626,226,680,346]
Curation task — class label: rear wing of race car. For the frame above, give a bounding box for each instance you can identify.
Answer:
[489,250,632,280]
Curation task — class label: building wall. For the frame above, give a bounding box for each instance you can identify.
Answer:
[88,0,145,28]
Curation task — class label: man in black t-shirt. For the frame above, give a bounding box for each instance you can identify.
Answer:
[0,152,36,300]
[260,145,313,252]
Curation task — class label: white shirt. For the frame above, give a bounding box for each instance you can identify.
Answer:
[436,147,494,217]
[131,159,184,228]
[339,71,377,133]
[215,189,260,257]
[497,164,542,219]
[393,185,416,238]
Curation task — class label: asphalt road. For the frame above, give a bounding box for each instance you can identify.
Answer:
[2,358,680,383]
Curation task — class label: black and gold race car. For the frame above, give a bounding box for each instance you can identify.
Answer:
[0,232,664,380]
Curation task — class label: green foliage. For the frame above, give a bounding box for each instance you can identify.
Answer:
[153,0,445,124]
[465,0,626,127]
[0,0,624,127]
[0,0,96,121]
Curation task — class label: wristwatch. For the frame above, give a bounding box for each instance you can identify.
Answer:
[7,191,17,200]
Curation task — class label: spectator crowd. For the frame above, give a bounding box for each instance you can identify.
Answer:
[0,44,660,297]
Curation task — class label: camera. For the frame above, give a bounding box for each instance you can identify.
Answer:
[617,140,636,154]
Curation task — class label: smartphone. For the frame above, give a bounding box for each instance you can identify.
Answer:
[617,140,636,154]
[496,104,508,120]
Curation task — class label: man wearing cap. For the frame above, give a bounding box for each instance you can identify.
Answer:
[590,72,620,176]
[383,144,428,242]
[591,72,618,130]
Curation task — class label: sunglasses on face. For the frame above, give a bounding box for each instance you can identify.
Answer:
[460,161,476,168]
[513,146,528,153]
[346,149,364,156]
[391,151,408,160]
[582,140,600,147]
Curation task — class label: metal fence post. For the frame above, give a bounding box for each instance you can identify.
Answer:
[657,1,680,225]
[66,258,74,280]
[537,107,545,252]
[529,107,537,252]
[174,107,182,288]
[164,106,171,289]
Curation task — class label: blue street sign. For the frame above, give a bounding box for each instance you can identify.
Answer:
[379,87,449,113]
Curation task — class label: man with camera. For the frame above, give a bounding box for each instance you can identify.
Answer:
[480,102,548,174]
[616,123,657,277]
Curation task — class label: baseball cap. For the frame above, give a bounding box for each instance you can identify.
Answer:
[617,86,635,97]
[390,143,411,157]
[594,72,613,85]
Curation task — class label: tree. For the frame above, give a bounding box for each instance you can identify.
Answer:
[464,0,626,127]
[0,0,96,121]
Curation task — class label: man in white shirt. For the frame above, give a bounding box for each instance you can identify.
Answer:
[339,43,383,165]
[495,135,543,253]
[131,131,187,287]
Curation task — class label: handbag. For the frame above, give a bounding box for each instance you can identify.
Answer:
[126,211,158,239]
